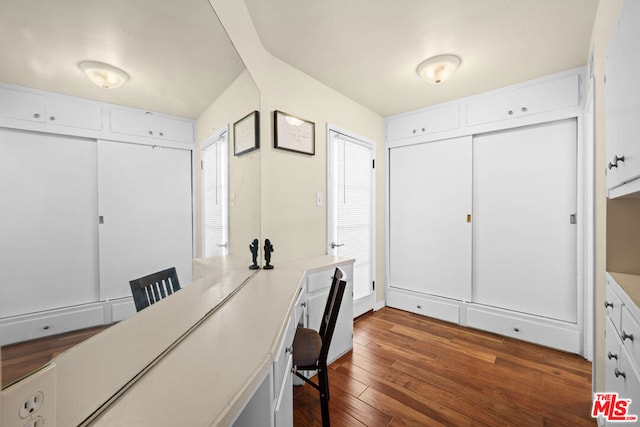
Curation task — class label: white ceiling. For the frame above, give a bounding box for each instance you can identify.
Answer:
[0,0,599,120]
[0,0,245,119]
[244,0,599,117]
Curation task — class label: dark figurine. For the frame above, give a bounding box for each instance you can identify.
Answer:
[264,239,274,270]
[249,239,260,270]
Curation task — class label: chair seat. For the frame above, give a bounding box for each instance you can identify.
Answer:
[293,327,322,369]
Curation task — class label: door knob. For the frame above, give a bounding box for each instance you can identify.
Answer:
[331,242,344,249]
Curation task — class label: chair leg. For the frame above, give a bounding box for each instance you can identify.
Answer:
[318,367,330,427]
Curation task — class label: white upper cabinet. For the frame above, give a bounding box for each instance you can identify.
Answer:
[466,74,580,126]
[386,103,460,141]
[110,108,194,143]
[0,86,102,130]
[606,0,640,195]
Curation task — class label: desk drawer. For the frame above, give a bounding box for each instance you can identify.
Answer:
[606,278,624,333]
[273,315,295,398]
[622,307,640,367]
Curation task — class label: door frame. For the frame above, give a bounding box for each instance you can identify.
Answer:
[200,126,229,257]
[326,124,376,318]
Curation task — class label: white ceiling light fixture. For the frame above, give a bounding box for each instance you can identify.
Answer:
[78,61,130,89]
[416,54,461,84]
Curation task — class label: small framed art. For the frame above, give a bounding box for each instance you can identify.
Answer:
[233,110,259,156]
[273,110,315,155]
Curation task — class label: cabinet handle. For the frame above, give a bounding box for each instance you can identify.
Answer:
[622,331,634,342]
[149,130,154,135]
[520,106,528,113]
[608,155,625,170]
[285,346,292,354]
[159,132,164,137]
[412,129,417,134]
[49,116,55,121]
[615,368,626,379]
[608,351,618,360]
[33,113,41,119]
[301,302,307,308]
[416,305,422,309]
[507,110,514,116]
[604,300,614,309]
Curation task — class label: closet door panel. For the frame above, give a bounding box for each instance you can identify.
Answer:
[0,129,99,317]
[389,136,472,300]
[97,140,193,300]
[472,119,577,322]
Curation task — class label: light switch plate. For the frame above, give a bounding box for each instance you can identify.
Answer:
[1,363,56,427]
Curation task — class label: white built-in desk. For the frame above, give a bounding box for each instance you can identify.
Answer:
[1,255,354,427]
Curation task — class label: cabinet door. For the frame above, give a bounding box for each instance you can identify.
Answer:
[110,108,194,143]
[388,136,472,301]
[0,129,99,317]
[0,87,45,123]
[605,16,622,189]
[472,119,577,322]
[97,140,193,300]
[608,0,640,187]
[274,354,293,427]
[516,74,579,117]
[466,91,515,126]
[386,104,459,140]
[46,97,102,130]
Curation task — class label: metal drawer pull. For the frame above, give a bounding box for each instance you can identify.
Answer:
[615,368,626,379]
[608,352,618,360]
[605,300,614,309]
[608,155,625,170]
[622,331,634,342]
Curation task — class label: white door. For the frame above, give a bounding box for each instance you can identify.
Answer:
[0,128,99,317]
[472,119,577,322]
[388,136,473,301]
[97,140,193,300]
[327,127,374,317]
[201,129,229,257]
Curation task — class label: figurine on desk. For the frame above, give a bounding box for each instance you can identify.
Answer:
[264,239,274,270]
[249,239,260,270]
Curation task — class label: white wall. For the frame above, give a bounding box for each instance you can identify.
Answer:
[210,0,387,303]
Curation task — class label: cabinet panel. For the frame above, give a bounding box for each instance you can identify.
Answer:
[605,0,640,192]
[606,318,624,397]
[110,108,194,143]
[388,136,472,301]
[386,104,459,141]
[273,315,294,397]
[0,87,45,123]
[97,140,193,300]
[466,91,516,126]
[46,97,102,130]
[0,129,100,318]
[274,355,293,427]
[622,307,640,366]
[607,280,624,333]
[472,119,577,322]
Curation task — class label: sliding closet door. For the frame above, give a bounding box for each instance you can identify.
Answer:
[472,119,577,322]
[0,128,99,317]
[97,140,193,300]
[388,136,472,300]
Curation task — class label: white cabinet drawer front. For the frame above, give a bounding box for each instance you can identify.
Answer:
[466,306,580,353]
[607,280,624,333]
[274,354,294,427]
[386,289,459,324]
[273,315,295,397]
[622,307,640,364]
[0,306,104,345]
[294,285,307,326]
[386,104,459,141]
[606,319,623,396]
[619,345,640,421]
[307,265,352,294]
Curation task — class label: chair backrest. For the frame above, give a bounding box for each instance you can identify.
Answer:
[129,267,181,312]
[318,267,347,364]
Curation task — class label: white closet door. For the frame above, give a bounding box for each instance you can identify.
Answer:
[97,140,193,300]
[388,136,472,301]
[0,128,99,317]
[472,119,577,322]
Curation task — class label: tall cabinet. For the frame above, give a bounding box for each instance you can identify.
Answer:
[0,82,195,345]
[386,69,584,354]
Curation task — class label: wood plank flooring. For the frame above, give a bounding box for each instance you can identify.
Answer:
[294,307,595,426]
[2,307,594,426]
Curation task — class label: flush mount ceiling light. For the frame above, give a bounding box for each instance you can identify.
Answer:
[416,54,461,84]
[78,61,130,89]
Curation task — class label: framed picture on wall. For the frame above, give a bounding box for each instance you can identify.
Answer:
[274,110,315,155]
[233,110,260,156]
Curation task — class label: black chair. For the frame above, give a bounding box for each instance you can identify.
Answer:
[129,267,181,312]
[292,267,347,427]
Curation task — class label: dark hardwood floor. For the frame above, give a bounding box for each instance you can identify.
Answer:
[2,307,594,426]
[294,307,595,426]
